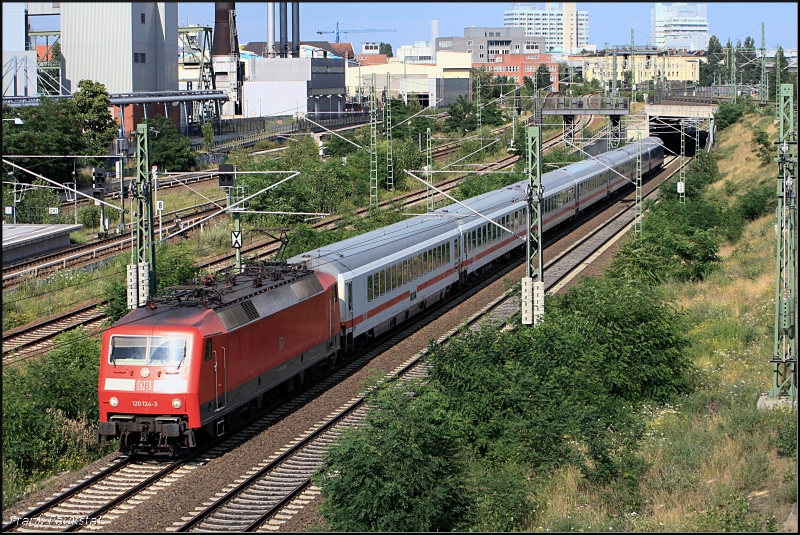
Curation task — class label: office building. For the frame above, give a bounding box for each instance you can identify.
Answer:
[650,3,708,52]
[503,3,589,53]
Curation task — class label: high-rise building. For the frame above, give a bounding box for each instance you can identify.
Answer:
[503,2,589,53]
[436,27,545,64]
[650,3,708,51]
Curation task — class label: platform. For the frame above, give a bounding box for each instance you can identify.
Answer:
[1,223,83,265]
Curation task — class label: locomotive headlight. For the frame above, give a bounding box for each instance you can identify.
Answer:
[172,398,182,409]
[110,397,119,407]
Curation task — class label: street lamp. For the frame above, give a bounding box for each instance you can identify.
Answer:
[2,118,24,124]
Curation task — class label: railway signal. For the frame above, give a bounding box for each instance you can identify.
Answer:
[219,163,234,187]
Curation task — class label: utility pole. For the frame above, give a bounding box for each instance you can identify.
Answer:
[426,127,433,211]
[679,118,686,204]
[522,125,544,326]
[766,83,797,403]
[369,72,378,208]
[386,71,394,192]
[634,132,642,237]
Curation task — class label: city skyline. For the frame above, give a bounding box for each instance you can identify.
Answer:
[173,2,798,54]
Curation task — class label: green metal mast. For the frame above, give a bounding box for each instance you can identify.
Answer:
[760,23,767,105]
[631,29,635,102]
[680,118,686,204]
[386,71,394,192]
[369,73,378,208]
[477,78,482,148]
[612,46,617,97]
[730,43,736,103]
[426,127,433,212]
[134,123,156,297]
[695,118,700,155]
[522,125,544,326]
[634,132,642,237]
[768,83,797,401]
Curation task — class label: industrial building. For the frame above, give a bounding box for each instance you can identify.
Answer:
[345,51,472,108]
[650,3,709,52]
[503,2,589,53]
[436,27,546,64]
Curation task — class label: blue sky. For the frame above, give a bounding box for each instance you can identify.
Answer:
[174,2,798,52]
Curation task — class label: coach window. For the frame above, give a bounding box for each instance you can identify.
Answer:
[436,246,441,269]
[427,249,432,272]
[368,275,373,301]
[421,251,426,274]
[454,239,459,259]
[472,229,477,250]
[373,273,379,299]
[389,265,395,290]
[477,227,482,247]
[380,270,385,295]
[446,242,450,263]
[386,267,391,291]
[402,260,407,285]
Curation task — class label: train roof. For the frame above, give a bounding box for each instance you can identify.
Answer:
[289,138,664,278]
[290,183,528,277]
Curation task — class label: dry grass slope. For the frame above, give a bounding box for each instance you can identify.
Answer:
[525,111,797,532]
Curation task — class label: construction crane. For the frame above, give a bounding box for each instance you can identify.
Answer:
[317,22,396,44]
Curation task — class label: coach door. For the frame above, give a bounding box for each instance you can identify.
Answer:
[214,345,227,411]
[457,234,467,287]
[344,282,353,329]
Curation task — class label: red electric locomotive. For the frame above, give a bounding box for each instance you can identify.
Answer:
[97,263,339,454]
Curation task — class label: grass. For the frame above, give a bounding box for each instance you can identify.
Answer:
[521,112,797,532]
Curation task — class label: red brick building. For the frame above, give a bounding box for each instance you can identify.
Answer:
[473,52,559,91]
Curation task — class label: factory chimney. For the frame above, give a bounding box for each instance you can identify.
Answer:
[212,2,236,57]
[279,2,288,57]
[267,2,275,57]
[291,2,300,58]
[431,19,438,63]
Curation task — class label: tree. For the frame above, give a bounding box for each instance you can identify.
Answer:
[144,114,196,172]
[201,122,214,152]
[445,94,476,134]
[536,63,551,91]
[699,35,724,87]
[2,99,85,183]
[74,80,117,166]
[379,42,393,58]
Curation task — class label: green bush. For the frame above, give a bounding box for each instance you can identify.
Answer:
[3,327,115,509]
[735,181,777,221]
[314,382,470,532]
[79,204,101,229]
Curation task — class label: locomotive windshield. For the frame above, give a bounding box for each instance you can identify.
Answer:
[109,336,187,366]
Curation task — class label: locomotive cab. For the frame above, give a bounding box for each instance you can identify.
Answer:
[98,328,203,455]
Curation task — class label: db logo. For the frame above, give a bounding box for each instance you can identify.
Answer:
[137,381,152,391]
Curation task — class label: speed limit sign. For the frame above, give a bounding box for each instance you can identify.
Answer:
[677,182,685,194]
[157,200,164,211]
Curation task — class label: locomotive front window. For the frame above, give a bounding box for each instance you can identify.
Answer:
[150,337,186,366]
[109,335,188,366]
[110,336,148,365]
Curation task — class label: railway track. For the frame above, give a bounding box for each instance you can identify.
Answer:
[62,170,221,210]
[170,154,684,533]
[0,115,589,363]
